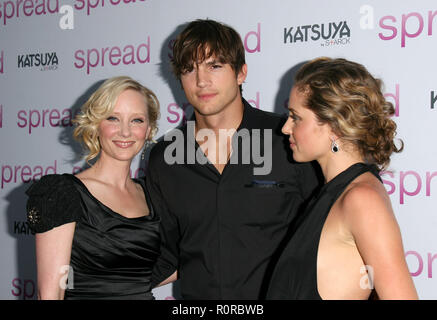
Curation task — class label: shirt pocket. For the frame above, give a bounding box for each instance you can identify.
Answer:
[225,182,303,227]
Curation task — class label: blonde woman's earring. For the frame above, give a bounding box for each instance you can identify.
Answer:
[141,140,153,160]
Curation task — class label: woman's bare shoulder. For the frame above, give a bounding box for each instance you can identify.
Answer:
[338,172,395,229]
[74,169,107,189]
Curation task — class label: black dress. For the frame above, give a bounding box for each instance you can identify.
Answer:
[26,174,160,300]
[266,163,381,300]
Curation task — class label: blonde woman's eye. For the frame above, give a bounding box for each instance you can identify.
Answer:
[132,118,145,123]
[107,116,118,121]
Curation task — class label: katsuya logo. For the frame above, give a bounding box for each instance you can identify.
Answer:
[432,91,437,110]
[283,20,351,46]
[17,52,59,71]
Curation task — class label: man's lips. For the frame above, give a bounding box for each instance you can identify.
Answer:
[113,141,135,148]
[198,93,217,101]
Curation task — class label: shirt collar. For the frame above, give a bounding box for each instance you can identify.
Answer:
[237,98,257,131]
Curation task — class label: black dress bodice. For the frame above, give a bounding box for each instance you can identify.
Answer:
[26,174,160,300]
[266,163,381,299]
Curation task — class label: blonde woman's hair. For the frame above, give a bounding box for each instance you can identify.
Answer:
[294,57,402,170]
[73,76,160,162]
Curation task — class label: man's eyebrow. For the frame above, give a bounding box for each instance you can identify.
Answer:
[205,59,219,65]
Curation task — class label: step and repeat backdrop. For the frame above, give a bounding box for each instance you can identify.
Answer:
[0,0,436,299]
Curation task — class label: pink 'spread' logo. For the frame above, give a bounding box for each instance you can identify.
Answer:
[17,107,76,134]
[74,0,146,16]
[381,170,437,204]
[11,278,36,300]
[406,251,437,278]
[74,37,150,74]
[1,161,57,189]
[0,0,59,26]
[0,50,4,74]
[244,23,261,53]
[378,10,437,47]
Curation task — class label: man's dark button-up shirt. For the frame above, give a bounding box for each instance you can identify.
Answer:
[146,99,320,299]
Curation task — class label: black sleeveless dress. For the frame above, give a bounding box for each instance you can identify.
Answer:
[266,163,381,299]
[26,174,160,300]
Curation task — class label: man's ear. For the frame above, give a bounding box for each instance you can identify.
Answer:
[237,64,248,85]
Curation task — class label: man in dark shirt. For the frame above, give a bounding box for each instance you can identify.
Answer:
[146,19,320,299]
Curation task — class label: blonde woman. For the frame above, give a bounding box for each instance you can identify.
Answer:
[26,76,161,299]
[266,58,418,300]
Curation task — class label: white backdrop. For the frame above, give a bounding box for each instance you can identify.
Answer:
[0,0,436,299]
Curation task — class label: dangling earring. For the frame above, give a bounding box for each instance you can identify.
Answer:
[141,140,153,160]
[141,146,146,161]
[331,138,339,153]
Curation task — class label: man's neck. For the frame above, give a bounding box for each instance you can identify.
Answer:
[193,97,245,174]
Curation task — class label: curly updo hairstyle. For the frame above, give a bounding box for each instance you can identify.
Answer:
[294,57,402,169]
[73,76,160,162]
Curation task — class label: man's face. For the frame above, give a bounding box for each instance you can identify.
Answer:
[180,54,247,117]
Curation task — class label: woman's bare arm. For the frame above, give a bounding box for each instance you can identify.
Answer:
[155,271,178,288]
[35,222,76,300]
[343,184,418,299]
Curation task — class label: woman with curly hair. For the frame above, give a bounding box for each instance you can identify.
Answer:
[266,57,417,300]
[26,76,162,299]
